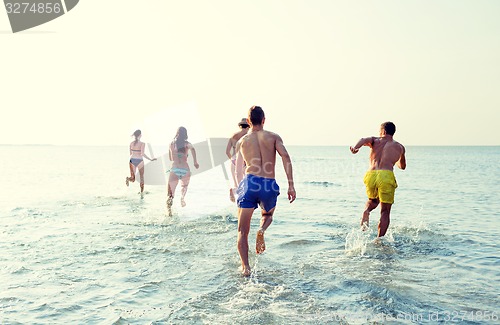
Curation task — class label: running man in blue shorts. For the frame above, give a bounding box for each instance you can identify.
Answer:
[235,106,296,276]
[350,122,406,237]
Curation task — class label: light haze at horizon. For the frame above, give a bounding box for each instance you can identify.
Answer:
[1,0,499,146]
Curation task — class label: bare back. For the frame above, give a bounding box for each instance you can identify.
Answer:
[228,129,248,158]
[239,130,278,178]
[130,141,145,159]
[170,141,192,169]
[369,137,405,171]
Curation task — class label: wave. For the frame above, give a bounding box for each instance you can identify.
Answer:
[304,181,340,187]
[279,239,323,247]
[8,207,54,219]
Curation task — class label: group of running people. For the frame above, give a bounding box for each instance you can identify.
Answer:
[125,106,406,276]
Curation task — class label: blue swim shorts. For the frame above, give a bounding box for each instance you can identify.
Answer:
[237,174,280,212]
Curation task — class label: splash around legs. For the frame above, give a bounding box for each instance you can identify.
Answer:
[166,196,173,216]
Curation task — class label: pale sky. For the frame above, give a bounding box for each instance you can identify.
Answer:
[1,0,499,146]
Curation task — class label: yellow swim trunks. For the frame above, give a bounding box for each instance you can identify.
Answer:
[363,170,398,204]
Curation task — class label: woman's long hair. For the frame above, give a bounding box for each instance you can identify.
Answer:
[132,130,141,144]
[174,127,188,153]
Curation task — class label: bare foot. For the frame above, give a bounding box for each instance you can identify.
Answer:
[140,192,144,199]
[181,198,186,207]
[229,188,235,203]
[361,221,369,231]
[256,229,266,254]
[125,177,129,187]
[241,266,251,277]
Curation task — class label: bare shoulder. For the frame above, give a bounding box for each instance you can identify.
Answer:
[394,140,405,150]
[231,131,241,140]
[240,133,251,142]
[235,134,246,148]
[389,140,405,156]
[264,130,281,141]
[372,136,382,145]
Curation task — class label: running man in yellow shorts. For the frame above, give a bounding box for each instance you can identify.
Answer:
[350,122,406,237]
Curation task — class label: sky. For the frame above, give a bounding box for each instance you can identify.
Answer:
[1,0,499,146]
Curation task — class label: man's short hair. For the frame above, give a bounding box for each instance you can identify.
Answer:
[381,122,396,136]
[249,106,265,125]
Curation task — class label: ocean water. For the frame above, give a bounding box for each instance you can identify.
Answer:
[0,145,498,324]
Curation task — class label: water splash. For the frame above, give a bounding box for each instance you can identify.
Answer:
[344,227,374,256]
[344,227,397,258]
[250,254,261,283]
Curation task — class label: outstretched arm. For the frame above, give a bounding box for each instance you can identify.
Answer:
[276,135,296,203]
[350,137,374,154]
[235,140,245,184]
[226,138,234,161]
[190,144,199,169]
[142,143,156,161]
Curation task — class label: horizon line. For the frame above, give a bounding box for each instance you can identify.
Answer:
[0,143,498,147]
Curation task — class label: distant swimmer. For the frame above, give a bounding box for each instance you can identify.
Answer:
[166,127,200,216]
[350,122,406,237]
[126,130,157,198]
[235,106,296,276]
[226,118,250,202]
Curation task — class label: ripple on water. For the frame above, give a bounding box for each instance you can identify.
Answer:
[304,181,341,187]
[279,239,323,247]
[10,266,32,275]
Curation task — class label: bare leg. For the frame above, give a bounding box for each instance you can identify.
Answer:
[229,162,237,202]
[237,207,254,276]
[166,196,173,216]
[126,163,136,186]
[256,208,275,254]
[167,172,178,216]
[138,162,145,198]
[180,173,190,207]
[231,162,238,188]
[362,198,379,229]
[378,203,392,237]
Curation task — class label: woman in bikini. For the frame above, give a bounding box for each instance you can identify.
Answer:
[167,126,199,215]
[126,130,156,198]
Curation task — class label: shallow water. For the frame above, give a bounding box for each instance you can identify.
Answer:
[0,145,499,324]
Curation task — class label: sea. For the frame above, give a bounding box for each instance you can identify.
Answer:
[0,145,498,324]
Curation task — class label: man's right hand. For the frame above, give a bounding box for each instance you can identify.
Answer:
[350,146,359,154]
[288,186,296,203]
